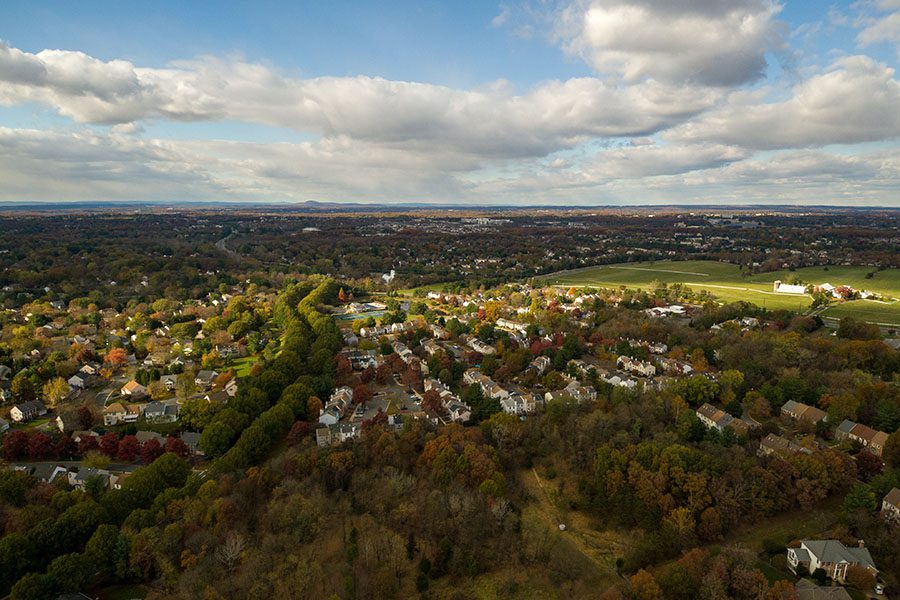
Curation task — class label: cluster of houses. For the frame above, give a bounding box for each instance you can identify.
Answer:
[695,403,757,437]
[835,420,889,457]
[358,321,416,338]
[12,463,136,491]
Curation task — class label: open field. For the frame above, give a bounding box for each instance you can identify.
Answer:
[820,299,900,327]
[540,260,900,318]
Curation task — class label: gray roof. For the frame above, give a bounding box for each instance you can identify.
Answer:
[795,579,852,600]
[802,540,876,571]
[836,419,856,435]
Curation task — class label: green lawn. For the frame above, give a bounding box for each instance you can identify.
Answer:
[820,299,900,326]
[232,356,259,378]
[540,260,900,318]
[540,260,812,311]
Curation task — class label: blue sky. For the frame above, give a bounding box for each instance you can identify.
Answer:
[0,0,899,205]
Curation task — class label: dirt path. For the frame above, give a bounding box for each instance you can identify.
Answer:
[523,468,626,579]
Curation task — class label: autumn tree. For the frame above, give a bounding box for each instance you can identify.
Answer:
[630,569,664,600]
[105,347,128,370]
[117,435,140,462]
[42,377,70,408]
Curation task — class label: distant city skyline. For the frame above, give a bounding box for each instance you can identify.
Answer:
[1,0,899,205]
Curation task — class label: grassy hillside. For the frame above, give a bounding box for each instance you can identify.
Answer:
[540,260,900,318]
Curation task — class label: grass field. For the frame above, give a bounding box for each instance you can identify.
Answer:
[820,299,900,327]
[540,260,900,318]
[232,356,259,378]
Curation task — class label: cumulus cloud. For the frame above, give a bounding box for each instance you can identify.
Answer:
[668,56,900,149]
[555,0,787,86]
[857,1,900,48]
[0,41,718,161]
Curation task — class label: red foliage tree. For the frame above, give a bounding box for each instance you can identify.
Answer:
[79,435,100,455]
[55,435,78,459]
[338,288,348,303]
[140,439,164,464]
[99,432,119,457]
[27,432,53,460]
[2,430,29,461]
[422,389,443,413]
[375,363,391,385]
[117,435,141,462]
[352,384,373,405]
[359,366,375,384]
[164,436,191,458]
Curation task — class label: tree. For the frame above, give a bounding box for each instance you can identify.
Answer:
[116,435,140,462]
[883,430,900,468]
[630,569,664,600]
[164,436,191,458]
[99,432,119,457]
[10,374,35,403]
[42,377,70,408]
[352,384,372,405]
[77,405,94,430]
[215,532,246,571]
[140,439,163,464]
[338,288,348,303]
[765,580,798,600]
[27,432,53,460]
[845,565,875,591]
[2,431,29,461]
[9,572,55,600]
[105,347,128,370]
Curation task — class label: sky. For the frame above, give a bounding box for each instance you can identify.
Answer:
[1,0,899,206]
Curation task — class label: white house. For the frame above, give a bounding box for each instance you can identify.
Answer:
[787,540,877,582]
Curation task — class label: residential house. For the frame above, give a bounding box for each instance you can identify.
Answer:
[120,380,147,398]
[56,411,81,434]
[881,488,900,524]
[205,390,230,404]
[68,467,110,490]
[225,378,239,397]
[316,422,361,447]
[145,401,179,423]
[160,374,178,391]
[0,417,9,433]
[135,430,166,445]
[67,375,86,390]
[194,370,218,389]
[758,433,812,458]
[79,363,100,377]
[180,431,203,455]
[527,355,551,376]
[835,420,889,457]
[468,338,496,355]
[10,400,47,423]
[103,403,128,426]
[781,400,827,425]
[787,540,877,582]
[617,355,656,377]
[447,401,472,423]
[794,579,851,600]
[696,403,734,432]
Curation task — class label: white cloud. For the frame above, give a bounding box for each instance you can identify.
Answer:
[555,0,787,86]
[857,7,900,47]
[492,4,511,27]
[668,56,900,149]
[0,41,720,161]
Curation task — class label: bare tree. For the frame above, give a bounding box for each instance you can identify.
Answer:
[215,532,246,571]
